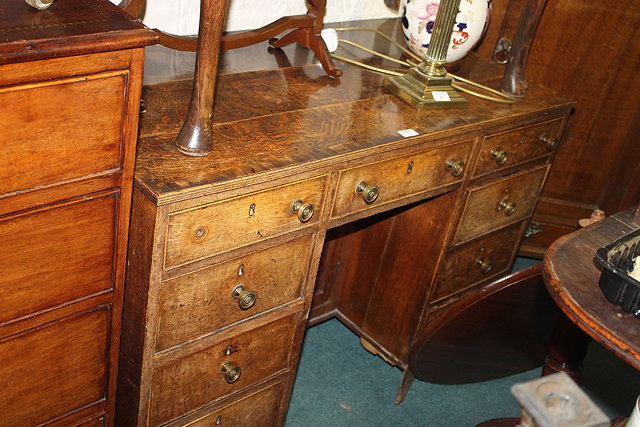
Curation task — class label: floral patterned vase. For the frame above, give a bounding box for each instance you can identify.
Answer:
[400,0,491,63]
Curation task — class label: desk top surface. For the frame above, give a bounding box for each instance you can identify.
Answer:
[543,209,640,369]
[134,19,574,205]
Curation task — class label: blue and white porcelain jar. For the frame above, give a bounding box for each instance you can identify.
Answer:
[400,0,491,63]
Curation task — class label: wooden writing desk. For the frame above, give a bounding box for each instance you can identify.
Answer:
[117,19,574,425]
[543,209,640,376]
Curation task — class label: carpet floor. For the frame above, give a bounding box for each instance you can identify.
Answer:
[285,259,640,426]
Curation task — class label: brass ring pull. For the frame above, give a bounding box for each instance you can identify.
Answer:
[291,200,315,223]
[232,285,257,310]
[490,148,508,166]
[220,362,242,384]
[539,135,558,152]
[475,257,494,274]
[445,159,465,177]
[497,199,517,216]
[355,181,380,204]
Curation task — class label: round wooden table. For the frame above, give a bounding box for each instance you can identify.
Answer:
[542,208,640,375]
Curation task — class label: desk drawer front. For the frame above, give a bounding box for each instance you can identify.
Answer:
[0,307,108,426]
[331,141,472,219]
[165,177,326,268]
[0,193,116,324]
[454,165,547,245]
[474,119,563,177]
[179,381,286,427]
[0,72,127,197]
[433,223,522,302]
[149,314,298,425]
[157,236,312,351]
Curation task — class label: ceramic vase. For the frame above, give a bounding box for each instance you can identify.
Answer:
[400,0,491,63]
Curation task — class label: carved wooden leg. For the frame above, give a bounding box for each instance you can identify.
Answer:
[501,0,549,97]
[269,0,342,77]
[270,27,343,77]
[542,310,590,381]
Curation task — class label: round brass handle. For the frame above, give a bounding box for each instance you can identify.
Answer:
[355,181,380,205]
[232,285,257,310]
[291,200,315,223]
[539,135,558,152]
[490,148,508,166]
[220,362,242,384]
[497,199,517,216]
[445,159,465,177]
[475,257,494,274]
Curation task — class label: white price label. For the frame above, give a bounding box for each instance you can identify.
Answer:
[432,91,451,102]
[397,129,420,138]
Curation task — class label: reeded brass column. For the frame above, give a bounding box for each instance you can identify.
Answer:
[383,0,467,109]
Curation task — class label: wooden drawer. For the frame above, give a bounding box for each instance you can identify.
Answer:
[331,140,472,219]
[177,381,287,427]
[149,314,298,425]
[454,165,548,245]
[0,71,128,197]
[432,223,523,302]
[0,193,117,324]
[0,307,109,426]
[474,119,563,177]
[165,176,327,268]
[156,236,313,351]
[74,416,106,427]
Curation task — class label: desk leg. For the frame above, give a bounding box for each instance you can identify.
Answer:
[542,310,590,381]
[395,369,415,404]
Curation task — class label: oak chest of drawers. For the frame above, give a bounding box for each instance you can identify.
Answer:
[118,21,573,424]
[0,1,156,425]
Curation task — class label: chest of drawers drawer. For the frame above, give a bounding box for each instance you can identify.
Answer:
[0,192,117,324]
[0,71,128,197]
[454,165,548,245]
[176,380,287,427]
[433,223,523,302]
[164,176,327,268]
[0,307,109,426]
[330,140,472,219]
[149,313,298,425]
[156,236,313,351]
[473,119,563,177]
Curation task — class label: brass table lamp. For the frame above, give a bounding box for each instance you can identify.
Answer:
[383,0,467,109]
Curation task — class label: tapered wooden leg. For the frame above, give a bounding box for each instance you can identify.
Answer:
[395,369,415,404]
[542,310,590,381]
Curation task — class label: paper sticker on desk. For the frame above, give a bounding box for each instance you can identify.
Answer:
[397,129,419,138]
[432,91,451,102]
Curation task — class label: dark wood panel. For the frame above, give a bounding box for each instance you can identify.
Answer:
[0,73,126,196]
[0,307,109,425]
[410,264,556,384]
[0,193,117,324]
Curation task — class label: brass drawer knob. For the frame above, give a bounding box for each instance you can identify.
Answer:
[220,362,242,384]
[490,148,509,166]
[291,200,315,223]
[497,199,517,216]
[445,159,465,177]
[232,285,257,310]
[539,135,558,152]
[355,181,380,204]
[475,257,494,274]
